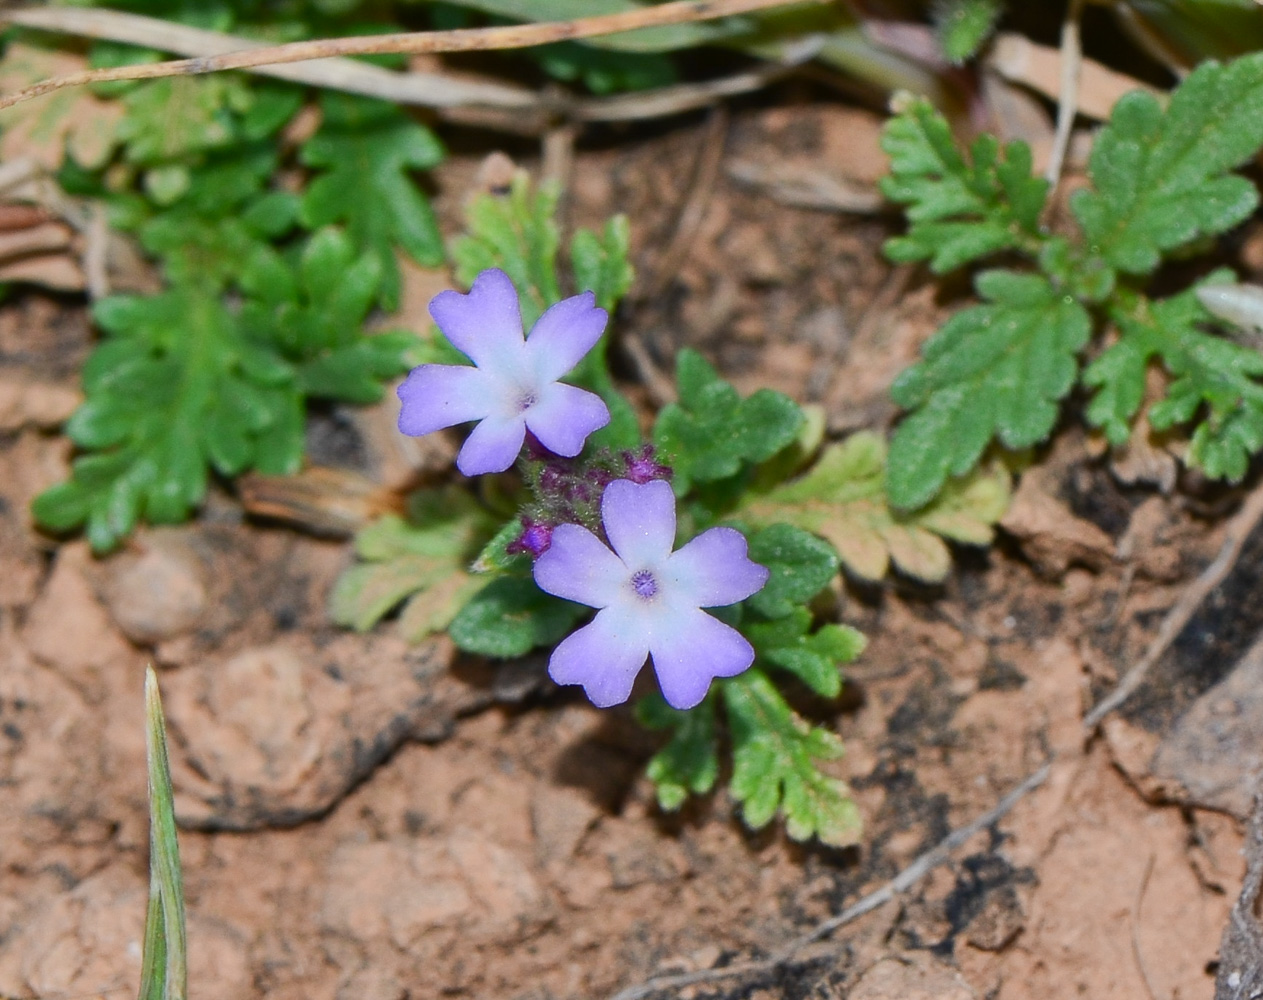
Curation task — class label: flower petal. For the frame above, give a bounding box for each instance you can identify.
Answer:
[533,523,627,608]
[664,526,770,608]
[428,268,525,372]
[602,479,676,568]
[548,605,650,708]
[455,413,526,475]
[525,291,608,383]
[648,607,755,710]
[524,382,610,458]
[397,364,497,437]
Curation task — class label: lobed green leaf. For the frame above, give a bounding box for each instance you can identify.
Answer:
[300,92,445,309]
[447,575,586,658]
[880,98,1048,273]
[887,271,1089,510]
[1072,53,1263,278]
[636,693,720,811]
[653,349,804,495]
[723,669,862,847]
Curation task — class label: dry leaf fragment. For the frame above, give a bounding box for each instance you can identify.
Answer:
[741,431,1010,583]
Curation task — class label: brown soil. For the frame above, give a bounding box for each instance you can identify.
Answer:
[0,96,1255,1000]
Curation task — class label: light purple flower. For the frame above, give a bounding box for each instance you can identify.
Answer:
[533,479,769,710]
[397,268,611,475]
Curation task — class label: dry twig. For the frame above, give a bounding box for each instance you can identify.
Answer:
[608,763,1051,1000]
[0,0,818,114]
[1083,479,1263,731]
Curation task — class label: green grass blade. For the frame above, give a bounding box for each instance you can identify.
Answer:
[139,666,187,1000]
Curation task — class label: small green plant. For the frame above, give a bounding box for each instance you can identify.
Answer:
[29,36,441,551]
[881,52,1263,511]
[334,175,1008,846]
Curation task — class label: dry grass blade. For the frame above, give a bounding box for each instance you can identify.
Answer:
[0,0,821,114]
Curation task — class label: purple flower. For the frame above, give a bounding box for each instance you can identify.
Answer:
[533,479,769,710]
[506,517,553,558]
[397,269,611,475]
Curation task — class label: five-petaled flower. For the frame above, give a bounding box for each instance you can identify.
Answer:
[533,479,769,710]
[397,268,611,475]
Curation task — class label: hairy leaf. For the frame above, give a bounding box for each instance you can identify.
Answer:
[447,575,586,658]
[745,608,865,699]
[654,349,804,494]
[1072,52,1263,277]
[723,669,861,847]
[330,491,496,643]
[880,98,1048,272]
[636,694,719,811]
[744,432,1009,582]
[450,172,563,326]
[933,0,1002,63]
[887,271,1090,510]
[300,92,445,309]
[1086,278,1263,482]
[33,234,414,552]
[744,523,839,619]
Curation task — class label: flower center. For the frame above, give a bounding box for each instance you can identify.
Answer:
[515,390,537,413]
[630,569,658,600]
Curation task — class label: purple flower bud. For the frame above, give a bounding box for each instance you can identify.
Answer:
[533,479,769,710]
[397,269,611,476]
[507,518,553,558]
[623,445,672,485]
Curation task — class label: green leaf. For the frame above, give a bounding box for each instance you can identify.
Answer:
[1086,277,1263,482]
[569,216,639,450]
[933,0,1002,63]
[330,491,496,642]
[570,215,635,313]
[742,432,1009,582]
[636,694,719,811]
[880,98,1048,272]
[35,286,287,551]
[240,228,415,402]
[139,667,187,1000]
[447,575,586,658]
[115,74,246,166]
[745,608,865,699]
[531,42,677,94]
[1072,52,1263,278]
[723,669,862,847]
[450,172,562,326]
[654,349,804,494]
[887,271,1090,510]
[744,523,839,619]
[300,92,445,309]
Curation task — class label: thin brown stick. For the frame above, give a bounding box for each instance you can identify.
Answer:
[0,0,817,114]
[608,762,1051,1000]
[1130,854,1160,1000]
[1082,479,1263,731]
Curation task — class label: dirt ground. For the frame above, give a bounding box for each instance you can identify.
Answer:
[1,92,1260,1000]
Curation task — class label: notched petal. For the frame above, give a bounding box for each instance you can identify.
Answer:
[649,608,754,710]
[455,413,526,475]
[548,607,649,708]
[526,291,608,383]
[533,523,626,608]
[429,268,525,372]
[666,526,769,608]
[525,383,610,458]
[397,364,496,437]
[602,479,676,567]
